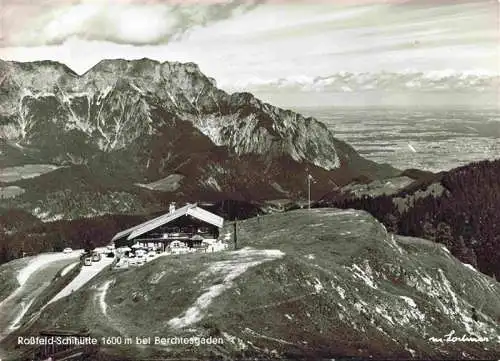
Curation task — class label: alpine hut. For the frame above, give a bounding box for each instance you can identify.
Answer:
[111,203,224,251]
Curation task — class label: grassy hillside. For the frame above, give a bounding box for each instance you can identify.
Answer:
[0,257,29,303]
[2,209,499,360]
[324,159,500,279]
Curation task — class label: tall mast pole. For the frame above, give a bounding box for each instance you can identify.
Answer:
[233,220,238,250]
[308,173,311,210]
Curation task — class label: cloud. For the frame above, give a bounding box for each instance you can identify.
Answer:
[0,0,498,108]
[38,3,176,44]
[225,71,500,93]
[1,0,263,46]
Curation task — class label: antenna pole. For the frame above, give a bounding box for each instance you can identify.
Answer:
[308,174,311,210]
[233,220,238,250]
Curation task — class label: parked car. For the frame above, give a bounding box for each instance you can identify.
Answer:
[62,248,73,253]
[83,256,92,266]
[92,252,101,262]
[148,251,156,258]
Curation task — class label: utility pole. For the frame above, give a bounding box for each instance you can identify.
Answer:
[307,173,313,210]
[233,220,238,250]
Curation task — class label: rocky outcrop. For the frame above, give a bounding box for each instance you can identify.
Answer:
[0,58,345,169]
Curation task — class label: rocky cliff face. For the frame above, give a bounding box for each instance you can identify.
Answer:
[0,59,342,168]
[0,58,397,219]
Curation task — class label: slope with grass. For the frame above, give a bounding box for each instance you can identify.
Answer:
[0,251,82,342]
[1,209,499,360]
[323,159,500,279]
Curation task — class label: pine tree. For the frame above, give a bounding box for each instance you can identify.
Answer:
[422,221,436,241]
[436,222,453,249]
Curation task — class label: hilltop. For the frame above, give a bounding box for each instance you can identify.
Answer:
[1,209,499,360]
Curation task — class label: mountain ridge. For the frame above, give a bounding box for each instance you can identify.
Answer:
[1,57,345,169]
[0,58,400,173]
[0,57,398,220]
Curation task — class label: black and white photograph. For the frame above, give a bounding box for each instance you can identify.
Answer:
[0,0,499,360]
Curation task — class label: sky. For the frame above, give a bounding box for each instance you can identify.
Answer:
[0,0,498,107]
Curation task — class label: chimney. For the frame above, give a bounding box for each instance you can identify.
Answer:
[169,202,176,214]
